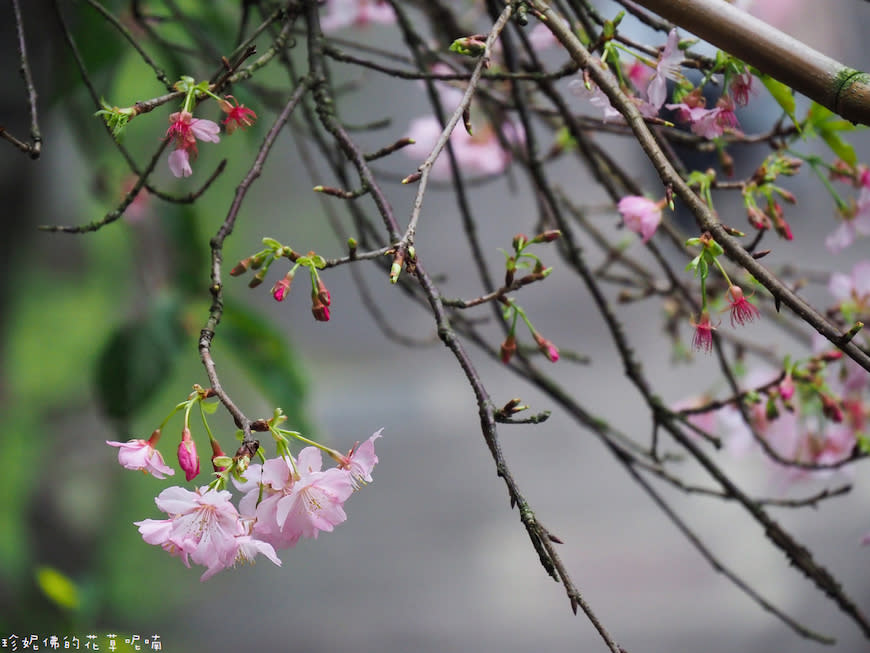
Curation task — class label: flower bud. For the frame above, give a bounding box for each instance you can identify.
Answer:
[532,331,559,363]
[249,268,267,288]
[271,271,294,302]
[311,292,331,322]
[230,257,252,276]
[210,439,228,472]
[316,278,331,306]
[500,334,517,364]
[177,428,200,481]
[531,230,561,243]
[746,206,769,230]
[779,373,795,400]
[820,394,844,423]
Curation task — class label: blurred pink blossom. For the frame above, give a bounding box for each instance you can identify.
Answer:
[320,0,394,31]
[405,116,523,179]
[826,188,870,253]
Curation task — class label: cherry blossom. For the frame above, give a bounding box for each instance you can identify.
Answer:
[691,312,716,353]
[713,363,860,485]
[726,285,760,327]
[828,260,870,313]
[236,439,381,550]
[219,96,257,135]
[644,29,682,114]
[826,187,870,253]
[666,96,741,139]
[164,111,220,178]
[135,486,280,581]
[729,72,757,107]
[617,195,663,242]
[404,116,523,180]
[275,448,355,541]
[107,435,175,479]
[336,429,383,488]
[319,0,395,32]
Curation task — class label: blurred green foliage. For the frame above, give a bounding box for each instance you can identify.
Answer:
[1,0,313,639]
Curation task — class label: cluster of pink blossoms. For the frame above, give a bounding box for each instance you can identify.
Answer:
[675,356,862,490]
[580,29,746,140]
[674,262,870,489]
[109,430,381,580]
[164,96,257,178]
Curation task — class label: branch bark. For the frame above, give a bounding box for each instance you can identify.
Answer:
[629,0,870,125]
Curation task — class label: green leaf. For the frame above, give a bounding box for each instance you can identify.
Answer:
[94,294,187,421]
[759,74,797,127]
[36,566,80,611]
[820,129,858,167]
[217,301,311,433]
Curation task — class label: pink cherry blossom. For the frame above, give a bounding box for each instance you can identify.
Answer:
[617,195,663,242]
[320,0,395,32]
[168,149,193,178]
[671,395,717,436]
[645,29,682,114]
[219,96,257,135]
[275,448,355,542]
[726,285,761,327]
[715,364,859,485]
[135,486,280,581]
[730,73,757,107]
[829,261,870,312]
[237,449,355,549]
[337,429,382,488]
[164,111,220,178]
[666,97,741,139]
[627,61,654,95]
[826,188,870,253]
[107,437,175,479]
[404,115,523,180]
[572,80,624,122]
[691,312,716,353]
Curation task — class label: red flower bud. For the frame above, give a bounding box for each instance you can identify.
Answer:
[500,334,517,364]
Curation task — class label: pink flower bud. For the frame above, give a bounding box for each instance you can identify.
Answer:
[178,428,200,481]
[271,271,294,302]
[532,331,559,362]
[311,293,331,322]
[779,373,795,400]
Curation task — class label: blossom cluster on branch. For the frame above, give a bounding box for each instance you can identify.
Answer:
[27,0,870,648]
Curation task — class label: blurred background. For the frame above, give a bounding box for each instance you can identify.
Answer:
[2,1,870,651]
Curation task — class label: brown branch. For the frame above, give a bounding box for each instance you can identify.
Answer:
[629,0,870,126]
